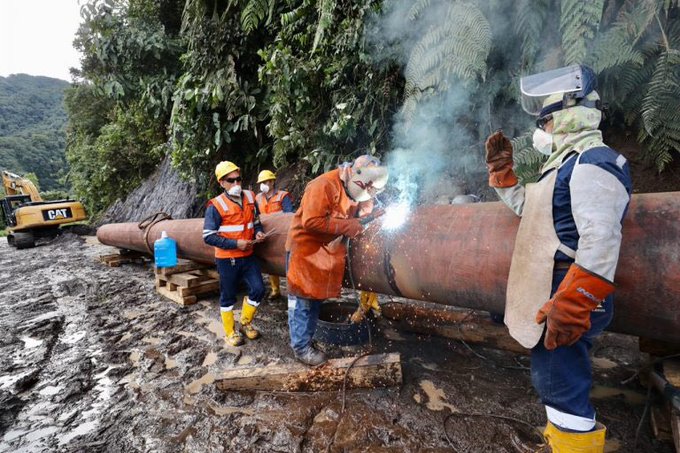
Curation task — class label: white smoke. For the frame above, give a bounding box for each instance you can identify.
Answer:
[366,0,487,216]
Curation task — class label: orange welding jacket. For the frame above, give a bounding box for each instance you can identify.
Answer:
[210,190,257,259]
[256,190,291,214]
[286,169,368,300]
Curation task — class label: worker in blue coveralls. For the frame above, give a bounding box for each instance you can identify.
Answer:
[203,161,266,347]
[484,65,632,452]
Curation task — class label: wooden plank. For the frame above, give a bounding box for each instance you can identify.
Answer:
[651,404,673,441]
[178,280,219,297]
[167,272,209,288]
[193,268,220,280]
[155,259,208,276]
[156,285,197,306]
[215,352,402,392]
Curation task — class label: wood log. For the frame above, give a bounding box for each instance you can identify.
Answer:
[380,301,527,355]
[214,352,402,392]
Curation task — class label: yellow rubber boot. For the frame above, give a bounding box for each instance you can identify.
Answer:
[543,421,606,452]
[220,310,244,346]
[240,297,261,340]
[269,275,281,299]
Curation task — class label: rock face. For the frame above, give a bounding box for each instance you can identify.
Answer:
[95,155,204,226]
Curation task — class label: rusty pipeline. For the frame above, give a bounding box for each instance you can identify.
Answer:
[96,192,680,343]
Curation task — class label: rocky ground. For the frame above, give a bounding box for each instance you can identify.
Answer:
[0,233,674,452]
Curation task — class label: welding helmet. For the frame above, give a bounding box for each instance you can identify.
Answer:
[347,155,389,202]
[520,65,599,117]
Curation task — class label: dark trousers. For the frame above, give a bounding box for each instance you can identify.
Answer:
[530,268,614,430]
[216,255,265,309]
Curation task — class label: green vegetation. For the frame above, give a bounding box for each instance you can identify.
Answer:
[0,74,70,191]
[65,0,680,216]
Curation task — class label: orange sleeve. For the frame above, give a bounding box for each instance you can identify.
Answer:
[301,178,358,236]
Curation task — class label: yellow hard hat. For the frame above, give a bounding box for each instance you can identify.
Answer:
[257,170,276,184]
[215,161,240,181]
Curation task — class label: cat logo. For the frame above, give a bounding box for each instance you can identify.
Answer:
[42,207,73,221]
[48,209,67,220]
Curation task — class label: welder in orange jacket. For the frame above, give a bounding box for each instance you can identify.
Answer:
[286,155,388,365]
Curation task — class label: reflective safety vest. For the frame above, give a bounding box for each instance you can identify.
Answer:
[210,190,256,259]
[256,190,290,214]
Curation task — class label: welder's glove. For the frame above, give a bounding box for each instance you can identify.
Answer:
[484,130,518,188]
[535,264,615,350]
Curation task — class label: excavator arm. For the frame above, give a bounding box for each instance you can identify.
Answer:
[2,171,43,202]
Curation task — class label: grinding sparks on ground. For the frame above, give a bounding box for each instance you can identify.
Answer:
[381,202,410,230]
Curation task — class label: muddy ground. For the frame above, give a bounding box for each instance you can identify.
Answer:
[0,233,674,452]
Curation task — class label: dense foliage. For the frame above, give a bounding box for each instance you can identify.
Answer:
[0,74,70,191]
[65,0,680,215]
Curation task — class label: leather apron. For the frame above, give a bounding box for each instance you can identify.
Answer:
[504,166,576,348]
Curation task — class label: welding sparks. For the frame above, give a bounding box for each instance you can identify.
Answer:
[382,202,410,231]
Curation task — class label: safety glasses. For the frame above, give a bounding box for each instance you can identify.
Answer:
[536,114,553,131]
[224,176,242,183]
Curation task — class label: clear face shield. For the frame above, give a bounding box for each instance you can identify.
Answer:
[520,65,585,116]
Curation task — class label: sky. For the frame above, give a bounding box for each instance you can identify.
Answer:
[0,0,83,81]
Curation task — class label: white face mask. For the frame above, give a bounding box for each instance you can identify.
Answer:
[227,185,242,197]
[260,183,270,194]
[532,128,554,156]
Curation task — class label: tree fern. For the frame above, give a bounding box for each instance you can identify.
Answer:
[408,0,432,21]
[560,0,605,65]
[513,0,549,67]
[311,0,336,53]
[241,0,275,33]
[402,1,491,114]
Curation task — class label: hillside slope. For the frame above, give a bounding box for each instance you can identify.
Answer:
[0,74,70,191]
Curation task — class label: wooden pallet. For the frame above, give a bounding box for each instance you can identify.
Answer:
[99,250,149,267]
[154,260,219,305]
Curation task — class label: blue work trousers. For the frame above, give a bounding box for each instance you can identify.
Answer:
[287,295,322,354]
[530,268,614,430]
[285,251,323,354]
[215,255,265,309]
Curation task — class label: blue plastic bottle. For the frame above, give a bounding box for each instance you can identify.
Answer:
[154,231,177,268]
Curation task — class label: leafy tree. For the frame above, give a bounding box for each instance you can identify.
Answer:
[65,0,184,215]
[65,0,680,217]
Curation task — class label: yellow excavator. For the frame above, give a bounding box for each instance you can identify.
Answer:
[1,170,87,249]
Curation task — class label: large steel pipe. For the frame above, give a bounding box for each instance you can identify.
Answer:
[97,192,680,343]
